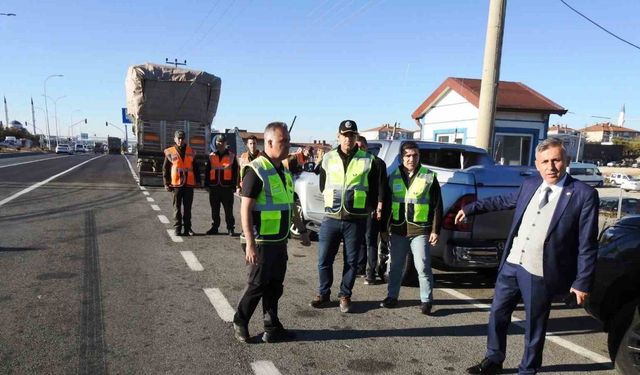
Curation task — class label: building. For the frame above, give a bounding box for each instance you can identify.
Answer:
[581,122,640,143]
[411,77,567,166]
[359,123,416,141]
[548,124,583,161]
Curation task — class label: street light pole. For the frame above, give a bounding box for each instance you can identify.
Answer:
[105,121,128,148]
[43,74,63,149]
[69,118,87,139]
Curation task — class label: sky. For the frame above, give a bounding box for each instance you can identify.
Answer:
[1,0,639,144]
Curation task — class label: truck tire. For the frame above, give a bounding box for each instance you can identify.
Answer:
[608,299,640,373]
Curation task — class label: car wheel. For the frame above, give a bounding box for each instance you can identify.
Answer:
[608,299,640,373]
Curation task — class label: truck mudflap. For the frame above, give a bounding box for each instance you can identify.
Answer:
[443,238,505,269]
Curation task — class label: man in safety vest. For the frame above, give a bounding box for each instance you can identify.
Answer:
[163,129,201,236]
[309,120,384,313]
[233,122,310,343]
[205,134,239,236]
[380,141,442,315]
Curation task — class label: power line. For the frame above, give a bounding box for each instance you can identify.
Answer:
[559,0,640,51]
[179,0,221,55]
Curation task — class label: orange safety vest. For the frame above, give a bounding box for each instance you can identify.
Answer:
[164,145,197,187]
[209,151,235,187]
[239,150,261,168]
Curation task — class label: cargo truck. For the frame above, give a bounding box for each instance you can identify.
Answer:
[107,137,122,154]
[125,63,221,186]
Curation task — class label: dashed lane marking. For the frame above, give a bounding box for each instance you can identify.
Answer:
[251,361,282,375]
[203,288,235,323]
[180,251,204,271]
[158,215,170,224]
[439,288,611,365]
[150,205,160,211]
[0,155,104,208]
[146,197,154,202]
[0,154,70,169]
[142,191,150,196]
[166,229,183,243]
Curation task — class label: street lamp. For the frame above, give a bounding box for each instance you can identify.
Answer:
[69,118,87,139]
[43,74,63,149]
[43,94,66,145]
[105,121,128,148]
[69,109,82,137]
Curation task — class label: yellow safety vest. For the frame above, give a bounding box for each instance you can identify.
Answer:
[322,149,373,218]
[242,156,294,243]
[389,166,435,228]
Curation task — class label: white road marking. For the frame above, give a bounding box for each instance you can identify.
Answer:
[180,251,204,271]
[150,204,160,211]
[251,361,282,375]
[158,215,170,224]
[203,288,235,323]
[439,288,611,364]
[0,155,104,208]
[123,154,139,183]
[139,186,146,191]
[142,191,150,196]
[166,229,183,243]
[0,155,70,169]
[146,197,154,202]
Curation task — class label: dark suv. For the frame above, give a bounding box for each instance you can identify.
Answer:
[585,215,640,374]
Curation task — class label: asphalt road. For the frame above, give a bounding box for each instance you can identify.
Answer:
[0,153,620,374]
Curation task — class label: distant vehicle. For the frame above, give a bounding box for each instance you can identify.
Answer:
[125,63,221,186]
[585,215,640,373]
[609,173,633,185]
[93,142,104,153]
[632,163,640,168]
[599,197,640,216]
[607,161,622,167]
[74,144,85,153]
[107,137,122,154]
[55,144,72,154]
[621,177,640,192]
[567,162,604,187]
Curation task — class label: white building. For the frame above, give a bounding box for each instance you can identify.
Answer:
[360,123,417,141]
[411,77,567,166]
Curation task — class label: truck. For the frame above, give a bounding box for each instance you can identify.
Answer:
[107,137,122,154]
[125,63,221,186]
[293,139,537,273]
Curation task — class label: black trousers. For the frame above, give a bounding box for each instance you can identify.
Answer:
[208,186,235,230]
[172,187,194,230]
[357,216,380,278]
[233,242,288,332]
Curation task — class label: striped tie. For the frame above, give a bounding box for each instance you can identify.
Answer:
[539,187,552,209]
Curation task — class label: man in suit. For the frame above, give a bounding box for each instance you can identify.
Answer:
[455,138,599,375]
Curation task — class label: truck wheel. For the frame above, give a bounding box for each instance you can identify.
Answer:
[608,299,640,373]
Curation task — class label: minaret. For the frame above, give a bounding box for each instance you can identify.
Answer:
[3,96,8,130]
[31,97,36,135]
[618,104,626,127]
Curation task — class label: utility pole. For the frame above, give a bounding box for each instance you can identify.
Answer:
[31,97,36,135]
[165,58,187,68]
[476,0,507,155]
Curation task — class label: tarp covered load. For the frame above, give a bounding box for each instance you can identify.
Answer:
[125,63,221,124]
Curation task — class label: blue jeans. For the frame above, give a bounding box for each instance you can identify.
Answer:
[317,217,367,298]
[387,234,434,303]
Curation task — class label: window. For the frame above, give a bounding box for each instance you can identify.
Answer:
[493,134,532,166]
[437,135,450,143]
[418,148,492,169]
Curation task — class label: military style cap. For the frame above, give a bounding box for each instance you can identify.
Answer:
[214,134,226,144]
[174,130,185,138]
[339,120,358,134]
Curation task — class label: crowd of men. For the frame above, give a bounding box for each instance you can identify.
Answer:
[163,123,599,375]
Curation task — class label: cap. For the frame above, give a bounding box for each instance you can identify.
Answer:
[174,130,185,138]
[339,119,358,135]
[214,134,226,144]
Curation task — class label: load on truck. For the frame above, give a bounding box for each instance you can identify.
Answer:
[125,63,221,186]
[107,137,122,154]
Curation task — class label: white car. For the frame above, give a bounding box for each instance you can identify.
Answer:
[609,173,633,185]
[621,177,640,192]
[55,144,73,154]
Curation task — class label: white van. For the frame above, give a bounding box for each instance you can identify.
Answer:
[567,162,604,187]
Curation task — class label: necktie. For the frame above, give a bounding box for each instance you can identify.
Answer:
[539,187,552,209]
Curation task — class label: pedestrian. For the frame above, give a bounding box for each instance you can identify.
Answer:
[379,141,442,315]
[205,134,239,236]
[163,129,201,236]
[239,135,262,171]
[309,119,384,313]
[457,137,599,374]
[354,135,388,284]
[233,121,311,343]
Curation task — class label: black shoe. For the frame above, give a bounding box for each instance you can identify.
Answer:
[206,227,218,235]
[174,228,182,237]
[466,358,503,374]
[262,328,295,343]
[420,302,433,315]
[183,229,195,236]
[309,294,331,308]
[233,323,250,343]
[380,297,398,308]
[228,230,235,236]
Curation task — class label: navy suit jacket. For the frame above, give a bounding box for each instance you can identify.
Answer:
[463,174,599,294]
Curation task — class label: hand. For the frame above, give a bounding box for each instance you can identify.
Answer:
[429,233,439,246]
[569,287,589,306]
[380,231,390,242]
[300,232,311,247]
[165,185,173,192]
[245,243,258,265]
[454,210,466,224]
[236,187,241,195]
